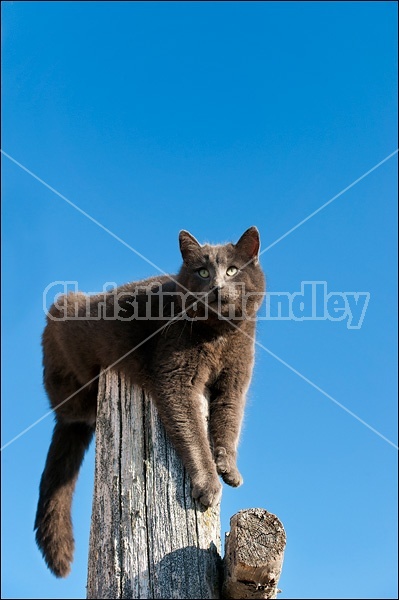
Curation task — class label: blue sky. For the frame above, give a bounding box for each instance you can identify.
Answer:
[1,2,397,598]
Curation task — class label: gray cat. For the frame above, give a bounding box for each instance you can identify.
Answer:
[35,226,266,577]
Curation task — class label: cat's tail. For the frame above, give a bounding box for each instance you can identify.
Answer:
[34,420,94,578]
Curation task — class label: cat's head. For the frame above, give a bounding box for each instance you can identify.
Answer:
[177,227,266,323]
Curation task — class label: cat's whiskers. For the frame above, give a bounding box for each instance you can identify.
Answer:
[162,313,183,336]
[177,317,188,342]
[190,318,194,339]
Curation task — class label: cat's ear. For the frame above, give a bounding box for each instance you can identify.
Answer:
[235,226,260,263]
[179,230,203,263]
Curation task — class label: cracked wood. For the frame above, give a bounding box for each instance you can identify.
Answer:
[222,509,286,600]
[86,369,221,599]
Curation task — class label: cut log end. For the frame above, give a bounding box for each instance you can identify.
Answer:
[222,508,286,599]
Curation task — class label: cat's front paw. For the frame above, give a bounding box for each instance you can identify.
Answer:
[214,446,243,488]
[191,474,222,508]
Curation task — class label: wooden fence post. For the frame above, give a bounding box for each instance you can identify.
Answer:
[222,509,286,599]
[86,370,222,599]
[86,370,286,599]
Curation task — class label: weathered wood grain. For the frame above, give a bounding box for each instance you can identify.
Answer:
[222,509,286,600]
[87,369,222,599]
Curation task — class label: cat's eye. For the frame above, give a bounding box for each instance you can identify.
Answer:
[226,266,238,277]
[198,268,210,279]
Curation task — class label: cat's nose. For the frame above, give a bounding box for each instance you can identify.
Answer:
[208,285,221,303]
[213,285,221,296]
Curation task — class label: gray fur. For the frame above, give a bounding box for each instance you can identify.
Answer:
[35,227,265,577]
